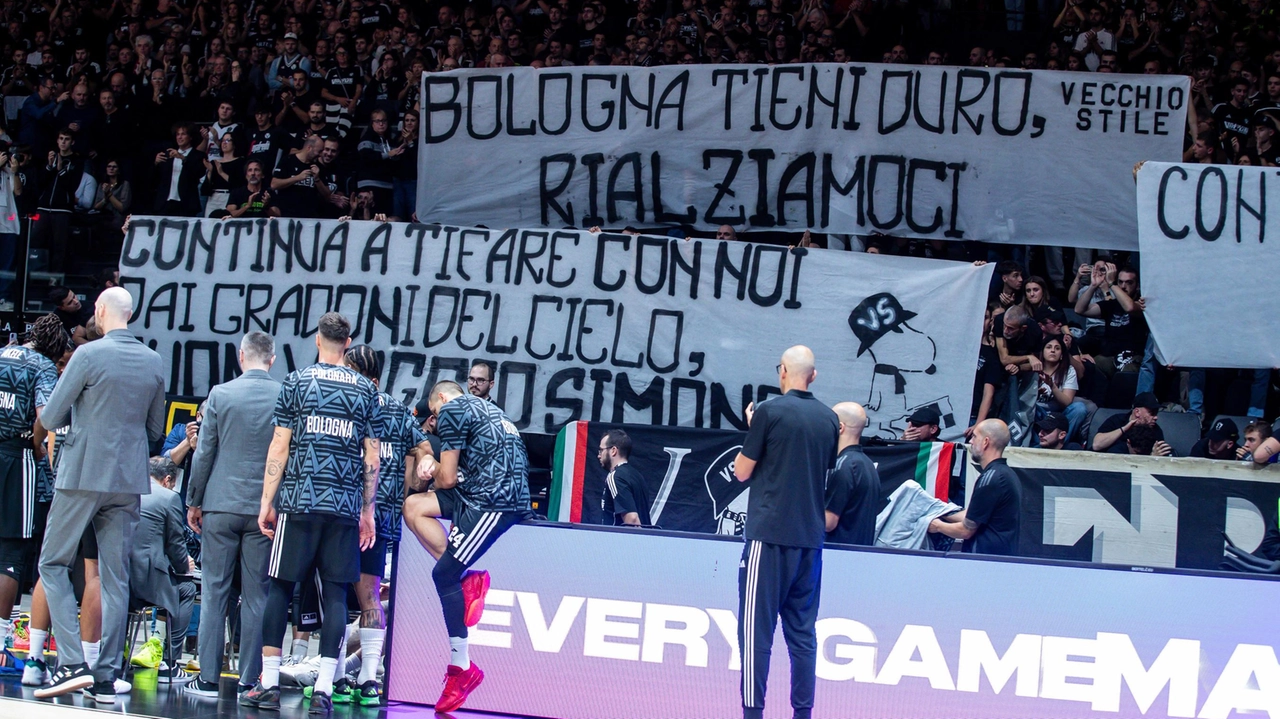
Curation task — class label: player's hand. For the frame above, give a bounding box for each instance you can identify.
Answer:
[187,506,203,533]
[258,502,277,538]
[744,401,755,426]
[359,507,376,550]
[416,455,438,482]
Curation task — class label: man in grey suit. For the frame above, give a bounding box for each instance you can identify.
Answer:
[184,332,281,698]
[34,287,166,703]
[128,457,196,684]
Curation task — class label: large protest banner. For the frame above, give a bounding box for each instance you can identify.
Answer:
[1136,161,1280,368]
[549,421,963,534]
[417,65,1187,250]
[117,217,991,437]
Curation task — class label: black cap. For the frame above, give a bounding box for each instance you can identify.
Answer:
[1036,307,1067,325]
[1207,417,1239,442]
[1258,113,1279,133]
[1132,392,1160,412]
[1035,411,1069,433]
[908,406,941,426]
[413,396,431,419]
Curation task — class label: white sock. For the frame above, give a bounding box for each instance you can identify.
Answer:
[0,619,11,643]
[261,655,281,689]
[28,628,48,658]
[358,628,385,684]
[315,657,338,695]
[448,637,469,670]
[83,640,100,668]
[344,650,361,675]
[291,638,308,661]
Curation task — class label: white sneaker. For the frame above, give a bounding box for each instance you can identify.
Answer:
[21,658,50,686]
[280,655,320,687]
[114,679,132,694]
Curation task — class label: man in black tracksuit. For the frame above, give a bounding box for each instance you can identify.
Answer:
[733,345,839,719]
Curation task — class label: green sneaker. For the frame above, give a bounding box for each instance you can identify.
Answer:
[305,679,354,703]
[356,680,382,706]
[130,636,163,669]
[331,678,355,704]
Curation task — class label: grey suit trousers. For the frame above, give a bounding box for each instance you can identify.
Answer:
[39,489,139,682]
[197,512,271,686]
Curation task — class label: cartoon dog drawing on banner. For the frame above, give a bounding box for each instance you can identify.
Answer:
[848,293,956,439]
[704,445,748,536]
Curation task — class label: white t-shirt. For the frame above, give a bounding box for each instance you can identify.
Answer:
[1037,365,1078,407]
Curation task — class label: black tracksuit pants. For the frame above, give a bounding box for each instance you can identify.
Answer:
[737,539,822,719]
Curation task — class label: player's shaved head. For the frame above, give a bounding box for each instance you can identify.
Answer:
[833,402,867,437]
[431,380,464,399]
[975,419,1011,452]
[780,345,816,390]
[96,286,133,321]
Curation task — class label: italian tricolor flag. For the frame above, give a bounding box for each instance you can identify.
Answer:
[913,441,955,501]
[548,421,590,523]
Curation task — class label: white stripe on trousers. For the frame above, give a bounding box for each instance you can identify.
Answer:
[743,540,762,708]
[455,512,500,565]
[268,513,289,577]
[21,448,34,538]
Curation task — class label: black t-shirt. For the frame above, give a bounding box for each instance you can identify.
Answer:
[55,304,93,334]
[1188,437,1238,460]
[325,65,364,101]
[1097,299,1148,357]
[227,186,275,217]
[273,152,320,218]
[1212,101,1253,146]
[996,313,1043,359]
[248,126,289,174]
[824,445,881,546]
[971,344,1005,420]
[962,458,1021,556]
[740,389,839,549]
[1094,413,1165,454]
[602,462,651,526]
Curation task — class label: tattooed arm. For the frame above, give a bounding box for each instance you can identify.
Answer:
[258,426,292,539]
[359,437,380,550]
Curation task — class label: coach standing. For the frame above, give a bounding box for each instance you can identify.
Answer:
[185,332,282,698]
[733,346,838,719]
[34,287,166,702]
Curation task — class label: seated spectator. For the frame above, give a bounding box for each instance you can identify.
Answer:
[991,260,1024,309]
[1123,423,1173,457]
[1241,420,1273,461]
[826,403,881,546]
[1073,263,1147,377]
[967,305,1009,439]
[1093,393,1169,454]
[48,285,91,342]
[928,419,1020,555]
[152,122,206,217]
[995,305,1044,373]
[900,406,942,442]
[341,188,387,222]
[1036,411,1082,450]
[1189,418,1240,460]
[716,224,738,241]
[226,160,281,218]
[128,456,197,684]
[1021,275,1055,316]
[1035,335,1086,443]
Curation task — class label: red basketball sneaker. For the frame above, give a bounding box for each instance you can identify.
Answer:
[436,662,484,713]
[461,570,490,627]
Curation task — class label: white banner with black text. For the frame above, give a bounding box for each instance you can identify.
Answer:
[417,65,1187,249]
[1136,161,1280,368]
[117,217,992,438]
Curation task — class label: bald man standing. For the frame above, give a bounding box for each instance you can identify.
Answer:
[33,287,166,702]
[733,346,839,719]
[824,403,882,546]
[928,419,1021,556]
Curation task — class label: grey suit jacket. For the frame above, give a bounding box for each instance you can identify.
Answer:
[41,329,166,494]
[187,368,282,515]
[129,480,189,610]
